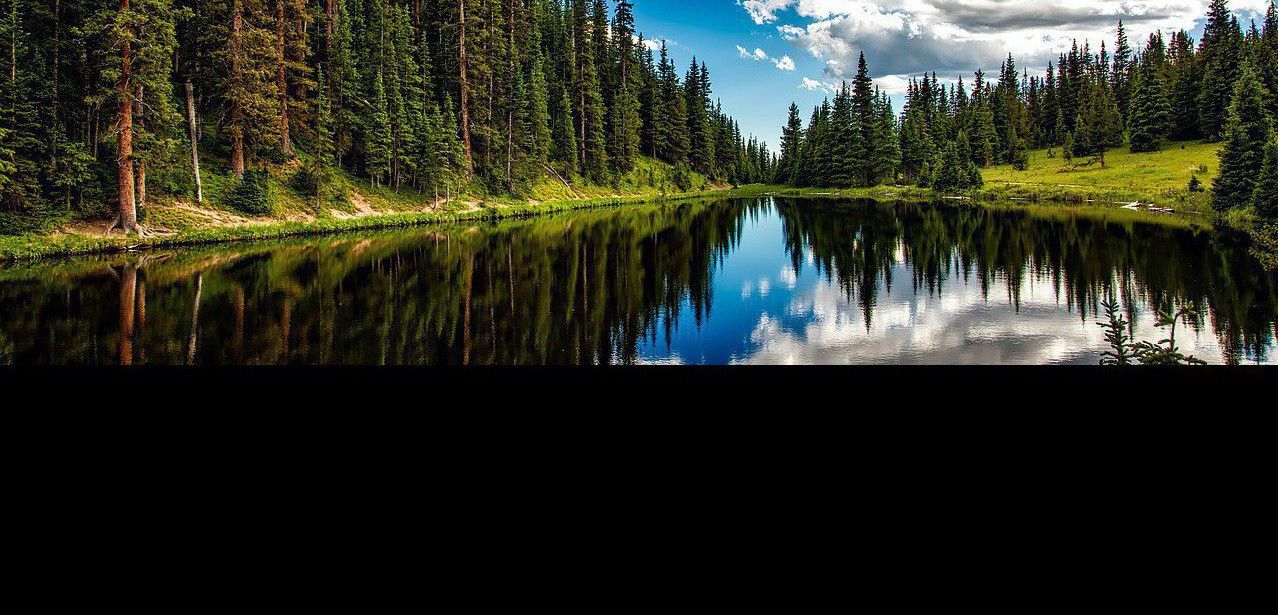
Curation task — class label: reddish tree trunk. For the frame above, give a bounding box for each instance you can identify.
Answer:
[134,84,146,211]
[325,0,334,55]
[458,0,473,176]
[116,0,137,232]
[275,0,292,155]
[230,0,246,178]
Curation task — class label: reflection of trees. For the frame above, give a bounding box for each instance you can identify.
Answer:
[1,197,1274,365]
[0,201,751,365]
[774,199,1278,363]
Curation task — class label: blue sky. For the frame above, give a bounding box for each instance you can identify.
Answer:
[630,1,1270,147]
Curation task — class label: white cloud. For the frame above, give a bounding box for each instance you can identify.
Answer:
[739,45,795,70]
[800,77,837,94]
[739,0,796,25]
[745,1,1273,80]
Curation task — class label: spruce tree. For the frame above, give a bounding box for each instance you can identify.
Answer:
[1128,61,1172,152]
[828,83,855,187]
[850,53,874,185]
[608,0,639,173]
[1199,0,1244,141]
[1252,140,1278,219]
[208,0,281,178]
[776,103,803,184]
[314,65,336,165]
[366,71,392,186]
[1214,64,1273,210]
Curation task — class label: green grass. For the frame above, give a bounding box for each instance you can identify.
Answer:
[0,184,729,261]
[982,139,1220,206]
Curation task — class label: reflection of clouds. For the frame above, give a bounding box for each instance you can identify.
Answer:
[734,261,1249,365]
[636,354,685,366]
[779,266,799,289]
[758,277,772,297]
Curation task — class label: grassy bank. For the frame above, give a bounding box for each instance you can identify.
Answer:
[0,187,729,261]
[0,155,727,261]
[6,139,1271,265]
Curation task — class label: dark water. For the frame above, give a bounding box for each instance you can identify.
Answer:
[2,197,1276,365]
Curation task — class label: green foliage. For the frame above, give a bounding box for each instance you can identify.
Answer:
[224,170,274,215]
[1097,298,1137,365]
[1254,140,1278,219]
[1097,295,1207,365]
[1213,63,1273,211]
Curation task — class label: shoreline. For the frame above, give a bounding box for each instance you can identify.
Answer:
[0,188,731,262]
[1,181,1264,263]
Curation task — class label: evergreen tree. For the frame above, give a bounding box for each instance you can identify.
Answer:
[366,71,392,186]
[1111,20,1134,128]
[1199,0,1245,141]
[850,53,874,185]
[776,102,803,184]
[1128,56,1172,152]
[608,0,639,173]
[1252,139,1278,219]
[1214,63,1273,210]
[314,65,336,165]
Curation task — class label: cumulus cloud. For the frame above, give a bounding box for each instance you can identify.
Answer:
[738,45,798,71]
[739,0,796,24]
[744,1,1273,80]
[800,77,837,94]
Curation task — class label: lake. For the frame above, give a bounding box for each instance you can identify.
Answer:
[2,197,1275,365]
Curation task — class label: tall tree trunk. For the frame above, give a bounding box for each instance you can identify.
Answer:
[185,81,203,202]
[134,84,146,212]
[325,0,334,58]
[275,0,292,156]
[51,0,61,166]
[458,0,473,176]
[230,0,246,178]
[117,0,138,233]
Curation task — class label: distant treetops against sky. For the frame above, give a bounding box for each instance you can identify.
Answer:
[3,1,1278,239]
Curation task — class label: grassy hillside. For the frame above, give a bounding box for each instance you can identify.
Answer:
[982,140,1221,207]
[0,155,723,260]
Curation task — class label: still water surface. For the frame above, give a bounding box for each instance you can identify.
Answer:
[2,197,1275,364]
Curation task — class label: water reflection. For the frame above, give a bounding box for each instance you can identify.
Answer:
[1,197,1274,365]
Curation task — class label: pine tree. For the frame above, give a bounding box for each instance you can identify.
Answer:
[1128,59,1172,152]
[1111,20,1134,128]
[314,65,336,165]
[1169,30,1202,140]
[1252,139,1278,219]
[209,0,281,178]
[1199,0,1244,141]
[366,71,392,186]
[86,0,184,233]
[850,53,874,185]
[608,0,639,173]
[655,41,688,165]
[871,93,900,183]
[776,103,803,184]
[1214,63,1273,210]
[828,83,854,187]
[686,59,713,174]
[572,0,606,180]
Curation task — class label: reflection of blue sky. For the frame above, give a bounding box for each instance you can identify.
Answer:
[636,203,1275,365]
